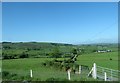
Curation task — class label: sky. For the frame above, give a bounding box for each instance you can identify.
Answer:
[2,2,118,44]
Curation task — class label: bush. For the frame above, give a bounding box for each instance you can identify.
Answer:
[2,71,19,80]
[3,55,10,59]
[2,71,10,78]
[19,52,29,58]
[2,54,18,59]
[51,47,62,58]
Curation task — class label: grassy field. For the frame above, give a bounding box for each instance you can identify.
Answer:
[2,51,118,81]
[2,58,95,81]
[77,52,118,70]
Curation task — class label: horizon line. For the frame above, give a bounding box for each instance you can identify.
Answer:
[1,41,118,45]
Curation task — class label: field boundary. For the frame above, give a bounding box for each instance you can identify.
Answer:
[88,63,120,81]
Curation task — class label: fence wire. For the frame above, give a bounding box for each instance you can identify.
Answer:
[96,66,120,81]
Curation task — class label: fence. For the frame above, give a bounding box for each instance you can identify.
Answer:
[88,63,120,81]
[29,65,90,81]
[2,62,117,81]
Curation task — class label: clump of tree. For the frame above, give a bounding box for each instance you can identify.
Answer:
[51,47,62,58]
[42,48,80,72]
[2,52,29,59]
[2,53,17,59]
[71,48,78,55]
[19,52,29,58]
[3,46,11,49]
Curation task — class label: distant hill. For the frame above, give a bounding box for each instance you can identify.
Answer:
[2,42,118,59]
[2,42,74,49]
[2,42,76,59]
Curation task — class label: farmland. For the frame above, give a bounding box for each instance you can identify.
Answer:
[1,42,118,81]
[2,52,118,81]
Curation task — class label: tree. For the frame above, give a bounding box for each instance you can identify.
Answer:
[71,48,78,55]
[70,48,79,62]
[3,46,11,49]
[52,47,61,58]
[19,52,28,58]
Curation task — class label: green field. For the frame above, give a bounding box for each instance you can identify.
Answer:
[2,51,118,81]
[2,58,93,81]
[77,52,118,70]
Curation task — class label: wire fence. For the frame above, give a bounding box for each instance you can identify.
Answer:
[88,63,120,81]
[96,65,120,81]
[29,64,120,81]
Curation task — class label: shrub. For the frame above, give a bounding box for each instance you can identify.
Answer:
[2,71,19,80]
[2,71,10,78]
[19,52,29,58]
[3,55,9,59]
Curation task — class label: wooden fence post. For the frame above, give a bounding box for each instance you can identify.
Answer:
[67,69,71,80]
[30,69,33,78]
[79,65,81,74]
[93,63,97,79]
[104,72,107,81]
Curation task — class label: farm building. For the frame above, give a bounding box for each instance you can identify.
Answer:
[97,50,112,53]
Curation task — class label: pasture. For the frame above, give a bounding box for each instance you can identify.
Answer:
[77,52,118,70]
[2,51,118,81]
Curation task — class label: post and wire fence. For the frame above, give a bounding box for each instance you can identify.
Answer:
[88,63,120,81]
[29,63,119,81]
[96,65,120,81]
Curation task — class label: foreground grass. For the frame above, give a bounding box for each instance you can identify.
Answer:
[2,52,118,81]
[3,58,91,81]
